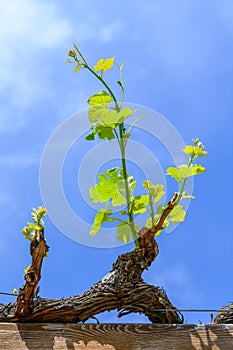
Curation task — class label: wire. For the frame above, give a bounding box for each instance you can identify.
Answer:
[0,292,17,296]
[0,292,233,314]
[151,309,233,313]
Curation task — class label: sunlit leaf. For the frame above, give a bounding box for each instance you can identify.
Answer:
[143,181,165,202]
[169,205,186,222]
[87,91,112,105]
[117,107,135,122]
[156,203,164,215]
[28,223,42,231]
[183,145,208,157]
[74,61,82,72]
[96,125,115,140]
[166,165,206,182]
[24,264,31,274]
[131,195,149,214]
[88,105,108,123]
[89,204,117,236]
[94,57,115,72]
[116,222,140,244]
[89,168,127,206]
[145,216,156,229]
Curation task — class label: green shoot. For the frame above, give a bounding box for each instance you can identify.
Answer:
[67,45,208,247]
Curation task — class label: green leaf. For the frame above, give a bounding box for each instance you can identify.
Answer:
[74,61,82,72]
[143,181,165,202]
[169,205,186,222]
[116,222,140,244]
[90,204,116,236]
[117,107,135,123]
[94,57,115,73]
[94,107,135,127]
[85,131,96,140]
[24,264,31,274]
[145,216,156,229]
[87,91,112,105]
[131,195,149,214]
[96,125,115,140]
[156,203,164,215]
[166,165,206,182]
[89,168,127,206]
[28,223,42,231]
[88,105,109,123]
[183,145,208,157]
[100,109,121,127]
[117,169,136,194]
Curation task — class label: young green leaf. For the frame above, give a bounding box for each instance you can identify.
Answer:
[143,181,165,202]
[85,131,96,141]
[131,195,149,214]
[145,216,158,229]
[169,205,186,222]
[88,105,108,123]
[74,61,83,73]
[24,264,31,274]
[94,57,115,73]
[166,164,206,182]
[95,125,115,140]
[89,204,116,236]
[116,221,140,244]
[183,145,208,157]
[87,91,112,105]
[89,168,127,206]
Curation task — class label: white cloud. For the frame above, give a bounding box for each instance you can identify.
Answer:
[146,262,202,305]
[0,152,39,168]
[0,0,73,133]
[0,0,124,134]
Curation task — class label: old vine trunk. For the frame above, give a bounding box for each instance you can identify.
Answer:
[0,196,183,324]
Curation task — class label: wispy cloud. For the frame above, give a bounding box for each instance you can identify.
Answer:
[0,0,124,134]
[0,152,39,168]
[0,0,73,133]
[146,262,202,306]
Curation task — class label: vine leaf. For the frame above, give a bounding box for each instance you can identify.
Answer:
[94,57,115,73]
[183,145,208,157]
[22,206,47,242]
[131,195,149,214]
[86,107,135,141]
[74,61,83,73]
[87,91,112,105]
[169,205,186,222]
[88,105,108,123]
[89,167,135,206]
[116,221,140,244]
[95,125,115,140]
[143,181,165,202]
[166,164,206,182]
[90,204,117,236]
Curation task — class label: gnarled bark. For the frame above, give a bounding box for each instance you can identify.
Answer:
[0,195,183,324]
[213,304,233,324]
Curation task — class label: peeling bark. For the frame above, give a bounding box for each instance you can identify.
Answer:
[15,230,49,317]
[213,304,233,324]
[0,195,183,324]
[0,226,182,324]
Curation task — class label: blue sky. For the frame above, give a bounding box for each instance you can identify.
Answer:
[0,0,233,324]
